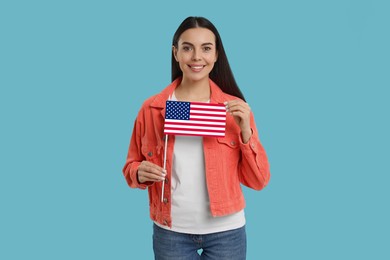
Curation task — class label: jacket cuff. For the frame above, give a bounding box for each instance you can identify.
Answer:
[239,129,258,154]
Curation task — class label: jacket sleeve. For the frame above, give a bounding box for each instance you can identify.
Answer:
[122,110,153,189]
[238,112,271,190]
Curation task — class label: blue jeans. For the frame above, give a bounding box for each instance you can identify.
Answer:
[153,224,247,260]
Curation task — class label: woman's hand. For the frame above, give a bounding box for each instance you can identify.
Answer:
[224,100,252,143]
[137,161,166,184]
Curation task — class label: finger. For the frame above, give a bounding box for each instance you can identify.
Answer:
[140,161,167,177]
[138,167,166,182]
[227,105,250,116]
[230,110,247,119]
[138,170,165,182]
[138,171,165,182]
[224,99,247,106]
[228,101,250,110]
[138,161,166,182]
[141,161,165,172]
[225,100,250,112]
[140,163,165,174]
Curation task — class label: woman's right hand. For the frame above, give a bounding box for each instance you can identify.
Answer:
[137,161,166,183]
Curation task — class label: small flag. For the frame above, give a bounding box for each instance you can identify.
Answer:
[164,101,226,137]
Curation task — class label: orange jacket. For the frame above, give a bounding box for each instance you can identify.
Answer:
[122,78,270,227]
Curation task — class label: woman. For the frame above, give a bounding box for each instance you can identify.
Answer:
[123,16,270,260]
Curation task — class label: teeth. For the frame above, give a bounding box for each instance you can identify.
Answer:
[191,66,203,69]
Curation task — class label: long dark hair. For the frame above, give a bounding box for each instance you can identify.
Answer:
[171,16,246,101]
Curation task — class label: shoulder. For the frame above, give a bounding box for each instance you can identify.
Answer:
[140,94,159,109]
[209,79,245,103]
[222,92,244,102]
[137,79,179,112]
[216,90,245,104]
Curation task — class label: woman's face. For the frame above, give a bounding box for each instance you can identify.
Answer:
[173,27,218,83]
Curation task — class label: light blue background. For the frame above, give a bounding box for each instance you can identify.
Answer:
[1,0,389,259]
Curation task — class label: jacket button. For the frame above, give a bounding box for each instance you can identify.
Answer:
[163,220,168,226]
[147,151,153,157]
[251,143,255,148]
[230,141,236,146]
[165,177,169,184]
[163,198,168,204]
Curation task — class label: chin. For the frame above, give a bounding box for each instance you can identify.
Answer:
[186,74,209,82]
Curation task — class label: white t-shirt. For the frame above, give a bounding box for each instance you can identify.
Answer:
[155,93,245,234]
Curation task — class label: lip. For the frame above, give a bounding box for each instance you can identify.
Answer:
[188,64,206,72]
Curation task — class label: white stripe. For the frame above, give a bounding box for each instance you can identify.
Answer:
[190,109,226,115]
[164,124,225,131]
[190,115,226,121]
[191,104,226,110]
[164,119,226,126]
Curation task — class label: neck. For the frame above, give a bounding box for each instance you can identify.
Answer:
[175,76,211,102]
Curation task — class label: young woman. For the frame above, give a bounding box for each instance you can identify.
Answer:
[123,16,270,260]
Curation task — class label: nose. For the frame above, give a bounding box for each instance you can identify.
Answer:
[192,49,201,61]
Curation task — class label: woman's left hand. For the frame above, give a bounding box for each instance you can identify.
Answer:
[224,100,252,143]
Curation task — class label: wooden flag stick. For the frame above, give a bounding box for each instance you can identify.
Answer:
[161,134,168,202]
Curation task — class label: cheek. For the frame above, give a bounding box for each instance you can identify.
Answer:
[177,55,190,64]
[205,51,217,60]
[206,55,217,64]
[178,60,189,71]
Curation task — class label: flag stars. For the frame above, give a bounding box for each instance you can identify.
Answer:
[165,101,190,120]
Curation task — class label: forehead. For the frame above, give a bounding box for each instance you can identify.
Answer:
[178,28,216,44]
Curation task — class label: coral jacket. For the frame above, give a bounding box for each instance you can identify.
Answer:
[122,78,270,228]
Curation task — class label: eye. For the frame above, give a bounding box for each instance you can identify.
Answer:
[182,46,192,51]
[203,46,212,52]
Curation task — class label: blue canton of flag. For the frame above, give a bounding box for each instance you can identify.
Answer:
[165,101,190,120]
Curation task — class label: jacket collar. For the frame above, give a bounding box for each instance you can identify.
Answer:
[150,77,226,109]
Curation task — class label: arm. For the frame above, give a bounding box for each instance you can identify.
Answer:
[238,113,270,190]
[122,119,150,189]
[122,112,166,189]
[225,100,270,190]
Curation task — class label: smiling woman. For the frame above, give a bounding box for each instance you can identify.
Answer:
[122,16,271,260]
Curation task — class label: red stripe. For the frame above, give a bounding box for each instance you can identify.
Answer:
[164,127,225,133]
[190,112,226,117]
[163,132,224,137]
[165,122,225,127]
[190,107,226,112]
[190,102,225,107]
[187,117,226,123]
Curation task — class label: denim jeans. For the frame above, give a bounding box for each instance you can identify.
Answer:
[153,224,247,260]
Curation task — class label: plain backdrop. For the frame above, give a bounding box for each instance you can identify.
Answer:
[1,0,389,259]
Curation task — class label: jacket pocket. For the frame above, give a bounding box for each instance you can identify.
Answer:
[216,133,240,168]
[141,144,161,165]
[217,133,240,149]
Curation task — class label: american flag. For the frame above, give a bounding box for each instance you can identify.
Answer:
[164,101,226,137]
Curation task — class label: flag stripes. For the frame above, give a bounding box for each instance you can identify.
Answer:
[164,101,226,137]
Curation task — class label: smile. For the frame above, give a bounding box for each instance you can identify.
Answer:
[188,64,206,72]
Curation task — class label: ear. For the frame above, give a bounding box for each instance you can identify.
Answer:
[172,45,179,62]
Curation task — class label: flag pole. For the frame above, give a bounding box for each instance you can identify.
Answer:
[161,134,168,202]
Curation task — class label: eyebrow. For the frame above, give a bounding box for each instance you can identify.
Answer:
[181,42,214,46]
